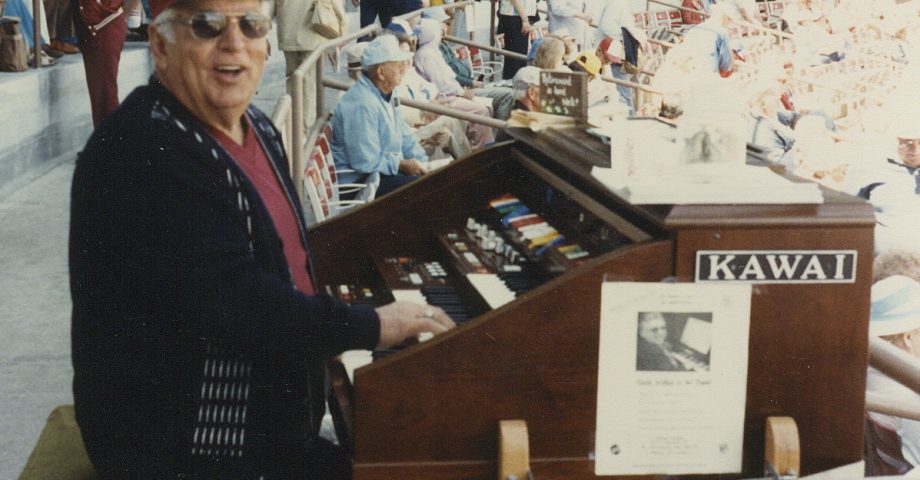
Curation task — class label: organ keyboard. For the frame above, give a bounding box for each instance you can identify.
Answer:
[310,127,875,479]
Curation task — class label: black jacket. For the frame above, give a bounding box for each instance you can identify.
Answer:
[69,78,378,478]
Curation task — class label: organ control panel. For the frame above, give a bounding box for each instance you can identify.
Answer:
[308,127,876,480]
[321,188,636,358]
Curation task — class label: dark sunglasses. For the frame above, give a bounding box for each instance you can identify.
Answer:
[167,12,271,40]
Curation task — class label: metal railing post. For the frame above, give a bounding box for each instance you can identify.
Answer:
[315,59,324,125]
[32,0,40,68]
[489,0,497,64]
[292,71,305,201]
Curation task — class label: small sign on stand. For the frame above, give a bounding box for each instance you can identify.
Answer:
[538,71,588,121]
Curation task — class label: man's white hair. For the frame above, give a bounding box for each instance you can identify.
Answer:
[152,7,181,43]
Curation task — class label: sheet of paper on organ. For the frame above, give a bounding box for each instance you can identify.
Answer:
[595,281,752,476]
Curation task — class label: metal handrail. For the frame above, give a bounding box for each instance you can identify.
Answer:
[646,0,710,17]
[322,78,507,130]
[443,34,528,61]
[270,94,293,174]
[866,391,920,422]
[600,75,663,96]
[648,37,677,49]
[870,336,920,397]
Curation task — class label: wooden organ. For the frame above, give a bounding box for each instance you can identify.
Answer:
[309,127,875,479]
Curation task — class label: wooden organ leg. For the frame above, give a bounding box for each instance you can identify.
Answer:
[765,416,800,479]
[498,420,530,480]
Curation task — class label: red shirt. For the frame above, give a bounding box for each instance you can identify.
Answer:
[211,120,316,295]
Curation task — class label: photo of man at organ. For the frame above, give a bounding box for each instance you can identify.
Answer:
[636,311,712,372]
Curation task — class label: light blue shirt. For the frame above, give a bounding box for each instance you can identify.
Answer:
[331,74,428,184]
[547,0,588,47]
[595,0,634,42]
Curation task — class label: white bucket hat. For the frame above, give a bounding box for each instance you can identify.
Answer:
[870,275,920,336]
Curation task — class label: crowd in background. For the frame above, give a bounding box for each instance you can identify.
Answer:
[4,1,919,276]
[329,0,918,261]
[5,0,920,474]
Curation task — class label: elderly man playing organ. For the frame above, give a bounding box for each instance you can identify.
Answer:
[68,1,454,478]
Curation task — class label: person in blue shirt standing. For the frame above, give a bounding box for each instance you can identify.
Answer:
[331,35,430,197]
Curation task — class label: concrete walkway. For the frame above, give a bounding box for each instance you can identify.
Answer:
[0,158,75,479]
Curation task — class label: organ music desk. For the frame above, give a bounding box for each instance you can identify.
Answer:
[310,127,875,479]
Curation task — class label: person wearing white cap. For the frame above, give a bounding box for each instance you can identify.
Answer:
[414,18,496,148]
[420,14,516,120]
[421,5,450,22]
[381,22,473,161]
[343,42,370,80]
[495,66,541,143]
[330,35,431,197]
[512,66,542,112]
[866,275,920,472]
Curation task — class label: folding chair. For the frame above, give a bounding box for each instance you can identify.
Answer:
[654,11,671,29]
[302,164,366,224]
[634,11,651,31]
[469,46,503,84]
[668,10,684,30]
[311,147,375,203]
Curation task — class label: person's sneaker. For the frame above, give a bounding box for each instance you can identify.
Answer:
[50,39,79,54]
[127,10,143,29]
[29,50,58,68]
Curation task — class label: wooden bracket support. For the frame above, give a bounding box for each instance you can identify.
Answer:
[498,420,530,480]
[765,416,800,479]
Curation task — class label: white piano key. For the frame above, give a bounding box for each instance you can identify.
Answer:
[467,273,516,309]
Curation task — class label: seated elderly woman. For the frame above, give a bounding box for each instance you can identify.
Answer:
[533,35,569,71]
[380,20,473,161]
[414,18,496,147]
[420,10,515,120]
[866,275,920,473]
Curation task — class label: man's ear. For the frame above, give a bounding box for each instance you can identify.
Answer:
[148,25,169,71]
[527,86,539,102]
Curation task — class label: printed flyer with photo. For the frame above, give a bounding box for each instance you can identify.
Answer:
[595,282,752,475]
